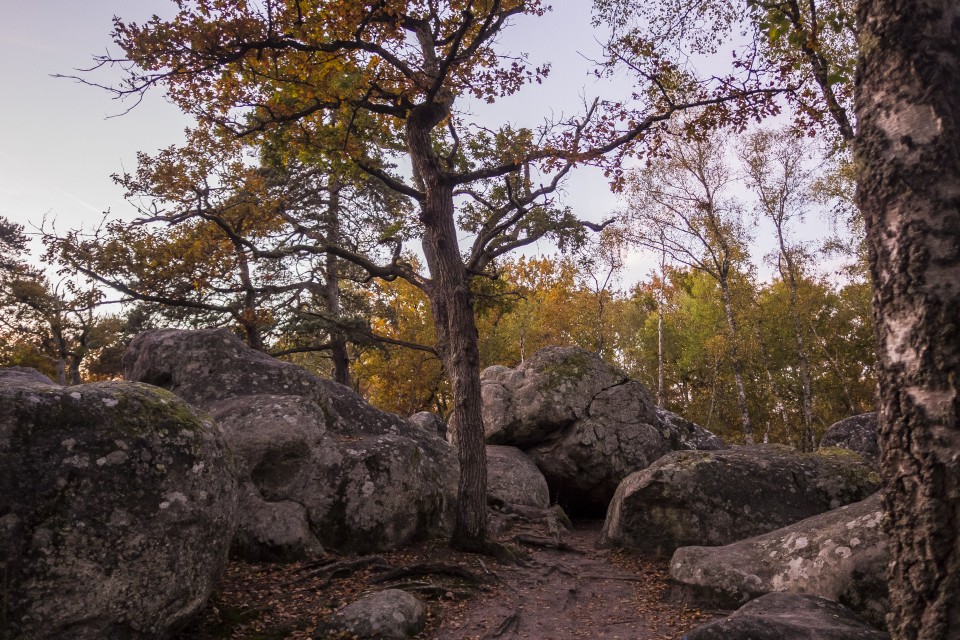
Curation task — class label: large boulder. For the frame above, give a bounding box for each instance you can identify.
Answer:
[684,592,889,640]
[599,445,880,554]
[0,368,238,640]
[670,492,888,627]
[486,445,550,509]
[480,347,718,515]
[123,329,458,558]
[820,413,879,466]
[311,589,426,640]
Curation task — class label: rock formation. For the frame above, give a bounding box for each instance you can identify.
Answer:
[599,445,879,553]
[0,368,238,639]
[684,592,889,639]
[670,491,888,626]
[479,347,723,514]
[819,413,879,466]
[123,328,458,558]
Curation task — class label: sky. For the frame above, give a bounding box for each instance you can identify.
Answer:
[0,2,839,288]
[0,3,627,254]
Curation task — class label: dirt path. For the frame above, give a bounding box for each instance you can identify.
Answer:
[428,522,714,640]
[177,521,718,640]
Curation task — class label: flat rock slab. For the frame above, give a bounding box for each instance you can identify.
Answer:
[670,492,888,627]
[684,592,889,639]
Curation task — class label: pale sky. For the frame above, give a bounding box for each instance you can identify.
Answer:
[0,2,836,287]
[0,2,629,262]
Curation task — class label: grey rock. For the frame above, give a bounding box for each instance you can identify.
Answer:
[479,348,673,514]
[312,589,426,640]
[820,413,879,466]
[480,347,644,446]
[599,445,880,554]
[656,407,726,451]
[124,329,458,558]
[410,411,447,439]
[684,592,889,640]
[0,378,238,640]
[670,492,889,628]
[486,445,550,509]
[0,366,57,387]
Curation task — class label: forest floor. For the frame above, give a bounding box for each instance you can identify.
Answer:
[175,520,722,640]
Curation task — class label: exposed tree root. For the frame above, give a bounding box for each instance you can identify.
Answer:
[281,555,390,588]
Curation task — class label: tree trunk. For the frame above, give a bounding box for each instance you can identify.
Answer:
[781,253,816,451]
[68,355,82,386]
[325,181,351,387]
[855,1,960,637]
[720,276,753,444]
[422,200,487,551]
[407,108,487,552]
[657,293,665,406]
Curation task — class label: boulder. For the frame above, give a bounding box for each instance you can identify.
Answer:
[123,329,458,558]
[655,407,726,451]
[486,445,550,509]
[311,589,426,640]
[0,366,56,387]
[670,492,889,627]
[684,592,889,640]
[820,413,879,466]
[480,347,683,515]
[410,411,447,439]
[0,369,238,639]
[480,347,644,446]
[599,445,880,554]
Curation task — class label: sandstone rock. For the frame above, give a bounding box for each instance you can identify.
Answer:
[311,589,426,640]
[670,492,889,627]
[410,411,447,439]
[655,407,726,451]
[599,445,879,554]
[124,329,458,558]
[684,592,889,640]
[820,413,879,466]
[0,373,238,639]
[480,347,646,446]
[479,347,674,514]
[486,445,550,509]
[0,366,56,387]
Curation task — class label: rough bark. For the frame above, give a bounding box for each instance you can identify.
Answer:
[854,0,960,637]
[407,104,487,551]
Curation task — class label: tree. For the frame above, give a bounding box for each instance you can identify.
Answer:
[741,128,818,450]
[624,125,757,443]
[855,0,960,636]
[85,1,769,551]
[0,216,118,385]
[593,0,857,143]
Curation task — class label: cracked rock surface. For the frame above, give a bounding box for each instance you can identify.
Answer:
[479,347,723,515]
[599,445,880,554]
[669,491,889,627]
[0,367,238,640]
[124,328,458,559]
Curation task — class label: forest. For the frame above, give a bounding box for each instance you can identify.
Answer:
[1,0,958,638]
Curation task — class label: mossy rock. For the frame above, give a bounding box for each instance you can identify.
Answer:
[0,369,239,639]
